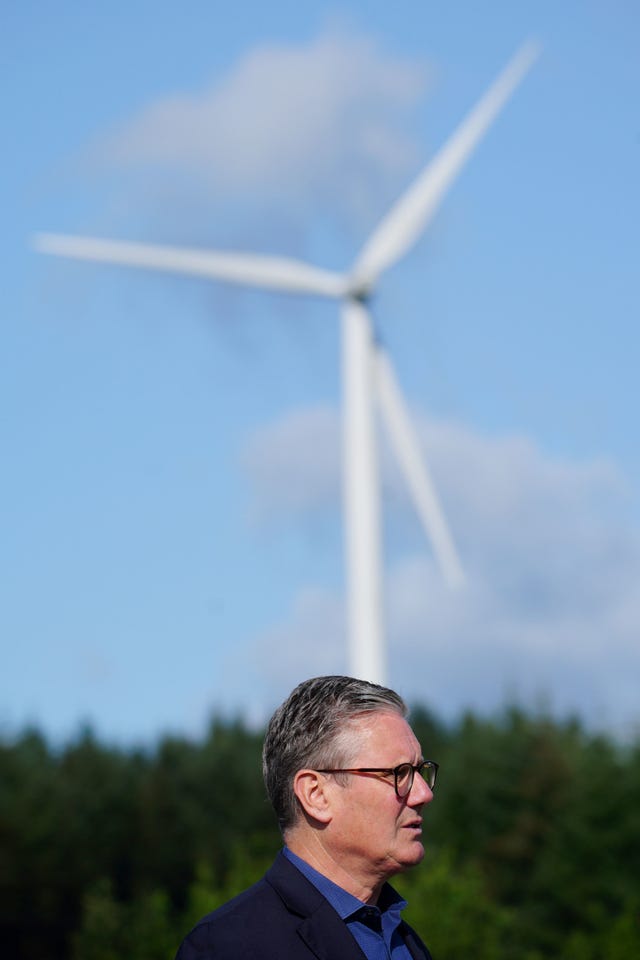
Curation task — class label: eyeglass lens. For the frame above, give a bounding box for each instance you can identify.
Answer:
[395,762,436,796]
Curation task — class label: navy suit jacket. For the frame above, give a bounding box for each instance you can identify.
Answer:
[175,851,432,960]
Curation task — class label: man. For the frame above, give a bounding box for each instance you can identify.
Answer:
[176,675,437,959]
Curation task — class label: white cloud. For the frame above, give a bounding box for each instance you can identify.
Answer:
[88,30,429,246]
[241,404,640,738]
[251,586,347,696]
[242,405,340,522]
[214,585,347,728]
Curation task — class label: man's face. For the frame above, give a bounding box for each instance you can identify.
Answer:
[326,710,433,892]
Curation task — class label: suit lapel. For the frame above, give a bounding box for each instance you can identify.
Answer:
[265,852,431,960]
[297,900,367,960]
[400,920,432,960]
[265,853,366,960]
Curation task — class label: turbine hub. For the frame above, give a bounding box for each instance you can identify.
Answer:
[345,272,374,303]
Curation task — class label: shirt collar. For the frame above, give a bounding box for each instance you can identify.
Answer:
[283,846,407,921]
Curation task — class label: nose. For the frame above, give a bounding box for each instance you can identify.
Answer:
[408,771,433,806]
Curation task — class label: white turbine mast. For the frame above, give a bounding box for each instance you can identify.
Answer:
[34,42,538,686]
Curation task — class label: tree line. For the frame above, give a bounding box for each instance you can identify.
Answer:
[1,705,639,960]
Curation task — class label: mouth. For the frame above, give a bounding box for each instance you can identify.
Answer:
[403,820,422,833]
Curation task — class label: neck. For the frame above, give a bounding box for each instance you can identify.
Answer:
[285,828,384,905]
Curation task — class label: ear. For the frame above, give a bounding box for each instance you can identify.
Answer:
[293,769,333,825]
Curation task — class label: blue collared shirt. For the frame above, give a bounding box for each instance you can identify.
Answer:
[283,847,413,960]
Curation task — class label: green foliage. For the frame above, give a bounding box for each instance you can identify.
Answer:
[395,849,512,960]
[603,898,640,960]
[71,878,177,960]
[180,850,272,935]
[1,707,639,960]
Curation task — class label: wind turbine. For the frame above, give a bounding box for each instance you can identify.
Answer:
[34,42,538,686]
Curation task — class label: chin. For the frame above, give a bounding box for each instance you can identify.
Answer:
[405,842,426,866]
[395,843,425,872]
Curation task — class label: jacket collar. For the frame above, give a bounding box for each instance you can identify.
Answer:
[265,852,366,960]
[264,851,430,960]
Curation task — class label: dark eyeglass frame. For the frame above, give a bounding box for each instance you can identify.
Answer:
[316,760,438,798]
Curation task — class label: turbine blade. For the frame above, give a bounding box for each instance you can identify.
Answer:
[350,40,539,292]
[33,233,346,299]
[373,345,465,588]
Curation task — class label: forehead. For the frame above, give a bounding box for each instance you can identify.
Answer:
[348,710,422,761]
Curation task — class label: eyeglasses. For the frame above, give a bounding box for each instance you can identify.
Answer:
[316,761,438,798]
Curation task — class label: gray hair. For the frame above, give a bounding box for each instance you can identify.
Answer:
[262,675,407,833]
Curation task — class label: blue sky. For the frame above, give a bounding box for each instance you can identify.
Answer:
[3,1,639,744]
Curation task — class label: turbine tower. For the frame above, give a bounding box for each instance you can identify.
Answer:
[34,43,538,685]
